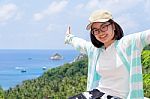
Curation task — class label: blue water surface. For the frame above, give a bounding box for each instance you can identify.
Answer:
[0,49,79,90]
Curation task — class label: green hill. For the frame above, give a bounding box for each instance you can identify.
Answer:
[0,49,150,99]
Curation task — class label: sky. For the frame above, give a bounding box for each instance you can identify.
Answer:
[0,0,150,49]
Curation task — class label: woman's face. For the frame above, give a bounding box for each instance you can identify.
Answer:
[91,22,115,45]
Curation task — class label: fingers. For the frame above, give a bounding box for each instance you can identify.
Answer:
[68,26,70,34]
[65,26,71,44]
[66,26,71,35]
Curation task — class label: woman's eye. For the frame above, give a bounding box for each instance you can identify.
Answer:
[95,29,99,32]
[101,25,107,29]
[93,29,98,32]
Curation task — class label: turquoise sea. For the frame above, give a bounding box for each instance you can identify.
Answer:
[0,49,79,90]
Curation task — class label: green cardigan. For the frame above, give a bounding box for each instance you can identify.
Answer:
[65,29,150,99]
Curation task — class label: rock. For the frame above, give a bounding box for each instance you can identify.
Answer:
[73,53,87,62]
[50,53,63,60]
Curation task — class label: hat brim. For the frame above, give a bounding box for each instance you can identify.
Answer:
[86,19,110,30]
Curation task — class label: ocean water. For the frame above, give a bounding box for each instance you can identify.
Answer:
[0,49,79,90]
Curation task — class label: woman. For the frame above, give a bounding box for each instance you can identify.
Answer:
[65,10,150,99]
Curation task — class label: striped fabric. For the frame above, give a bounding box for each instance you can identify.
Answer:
[65,29,150,99]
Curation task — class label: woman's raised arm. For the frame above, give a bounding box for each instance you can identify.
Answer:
[64,26,93,54]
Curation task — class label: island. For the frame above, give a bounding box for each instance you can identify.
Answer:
[50,53,63,60]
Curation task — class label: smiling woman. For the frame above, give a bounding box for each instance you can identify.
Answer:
[90,19,123,49]
[65,9,150,99]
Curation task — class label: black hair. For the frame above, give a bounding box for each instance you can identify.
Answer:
[90,19,124,48]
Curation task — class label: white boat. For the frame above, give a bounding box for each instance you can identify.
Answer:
[21,69,26,73]
[42,67,47,70]
[15,67,27,72]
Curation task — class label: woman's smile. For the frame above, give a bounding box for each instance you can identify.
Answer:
[98,34,108,41]
[99,34,107,38]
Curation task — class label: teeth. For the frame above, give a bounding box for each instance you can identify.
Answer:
[100,35,106,38]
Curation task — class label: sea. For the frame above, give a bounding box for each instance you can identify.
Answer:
[0,49,79,90]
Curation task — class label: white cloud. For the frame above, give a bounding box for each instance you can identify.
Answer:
[0,3,18,23]
[73,0,145,33]
[33,0,68,21]
[84,0,143,14]
[72,0,143,21]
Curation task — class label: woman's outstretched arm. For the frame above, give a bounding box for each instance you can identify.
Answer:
[120,29,150,51]
[65,26,93,54]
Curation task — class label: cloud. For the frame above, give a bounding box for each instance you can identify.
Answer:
[33,0,68,21]
[73,0,145,33]
[83,0,143,14]
[73,0,143,19]
[0,3,18,23]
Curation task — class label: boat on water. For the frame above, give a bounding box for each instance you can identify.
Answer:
[21,69,26,73]
[42,67,47,70]
[15,67,27,73]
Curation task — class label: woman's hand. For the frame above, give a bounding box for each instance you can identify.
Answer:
[66,26,71,35]
[65,26,72,44]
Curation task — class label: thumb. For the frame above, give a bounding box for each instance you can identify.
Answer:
[66,26,71,35]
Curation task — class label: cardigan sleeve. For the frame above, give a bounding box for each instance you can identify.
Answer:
[120,29,150,51]
[64,34,93,54]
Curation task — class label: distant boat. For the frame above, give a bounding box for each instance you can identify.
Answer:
[50,53,63,60]
[42,67,47,70]
[21,69,26,73]
[15,67,27,73]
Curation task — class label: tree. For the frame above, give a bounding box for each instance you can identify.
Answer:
[0,86,4,99]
